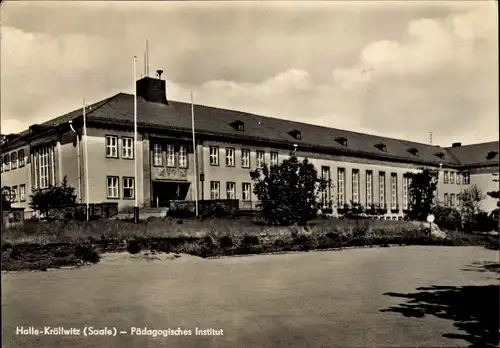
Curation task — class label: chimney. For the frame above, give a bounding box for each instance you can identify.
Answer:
[452,142,462,148]
[136,73,168,104]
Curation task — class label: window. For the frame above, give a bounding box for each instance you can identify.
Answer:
[450,193,455,207]
[241,149,250,168]
[225,148,235,167]
[3,154,10,171]
[166,144,175,167]
[379,172,386,208]
[403,176,411,210]
[209,146,219,166]
[242,183,251,201]
[39,147,50,189]
[321,166,331,208]
[12,185,18,202]
[18,149,25,167]
[179,145,188,168]
[11,152,17,170]
[391,173,398,210]
[450,171,455,184]
[456,172,460,185]
[337,168,345,206]
[443,171,449,184]
[210,181,220,199]
[106,136,118,158]
[352,169,360,204]
[19,184,26,202]
[153,144,163,166]
[256,151,265,168]
[463,172,470,184]
[366,170,373,207]
[107,176,119,199]
[123,177,135,199]
[444,193,449,207]
[226,182,236,199]
[270,152,279,167]
[121,137,134,159]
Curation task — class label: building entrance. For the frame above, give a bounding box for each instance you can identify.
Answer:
[152,181,190,207]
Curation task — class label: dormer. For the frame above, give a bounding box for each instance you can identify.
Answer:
[407,147,419,156]
[374,142,387,152]
[434,151,445,159]
[487,151,498,160]
[230,120,245,131]
[288,129,302,140]
[335,136,348,146]
[29,124,43,134]
[5,134,18,142]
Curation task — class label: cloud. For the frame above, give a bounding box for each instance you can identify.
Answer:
[0,2,497,147]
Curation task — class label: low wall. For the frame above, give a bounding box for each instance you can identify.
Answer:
[169,199,239,217]
[2,208,25,228]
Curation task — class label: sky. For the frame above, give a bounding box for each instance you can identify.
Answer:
[1,1,498,146]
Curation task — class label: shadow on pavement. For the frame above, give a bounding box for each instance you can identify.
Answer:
[462,261,500,276]
[381,284,500,348]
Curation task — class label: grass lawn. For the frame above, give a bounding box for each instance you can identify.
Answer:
[2,246,499,348]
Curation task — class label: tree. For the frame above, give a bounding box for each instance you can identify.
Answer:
[250,155,329,225]
[459,184,485,232]
[405,169,438,221]
[1,186,14,210]
[487,190,499,231]
[29,176,77,219]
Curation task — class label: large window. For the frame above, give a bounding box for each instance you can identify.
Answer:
[366,170,373,207]
[337,168,345,206]
[179,145,188,168]
[38,146,51,189]
[352,169,360,204]
[270,152,279,167]
[123,177,135,199]
[107,176,119,199]
[226,182,236,199]
[443,171,449,184]
[210,181,220,199]
[450,171,455,184]
[12,185,18,202]
[444,193,449,207]
[225,148,235,167]
[379,172,386,208]
[450,193,455,207]
[241,149,250,168]
[455,172,460,185]
[321,166,331,208]
[19,184,26,202]
[167,144,175,167]
[209,146,219,166]
[121,137,134,159]
[463,172,470,184]
[242,183,251,201]
[256,151,265,168]
[403,176,411,210]
[106,136,118,158]
[3,154,10,171]
[10,152,17,170]
[18,149,25,167]
[153,144,162,166]
[390,173,398,210]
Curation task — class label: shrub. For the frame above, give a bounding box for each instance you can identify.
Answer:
[250,154,330,225]
[242,235,260,246]
[405,170,438,221]
[432,205,462,231]
[29,177,77,219]
[219,236,233,248]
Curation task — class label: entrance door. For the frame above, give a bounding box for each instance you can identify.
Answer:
[152,181,191,207]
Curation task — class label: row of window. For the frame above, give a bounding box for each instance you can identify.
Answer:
[443,171,470,184]
[105,136,135,159]
[209,181,252,201]
[209,147,279,168]
[4,184,27,202]
[106,176,135,199]
[330,168,410,210]
[152,143,188,168]
[1,149,25,172]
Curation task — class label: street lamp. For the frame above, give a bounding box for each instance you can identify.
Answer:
[68,120,82,204]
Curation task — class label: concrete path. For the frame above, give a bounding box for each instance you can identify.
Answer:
[2,246,499,347]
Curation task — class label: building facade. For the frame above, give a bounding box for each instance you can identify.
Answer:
[1,76,498,217]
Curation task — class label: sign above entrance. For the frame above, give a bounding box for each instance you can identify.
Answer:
[152,167,188,180]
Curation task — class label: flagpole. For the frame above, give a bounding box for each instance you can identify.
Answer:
[83,98,90,221]
[134,56,139,224]
[191,90,199,217]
